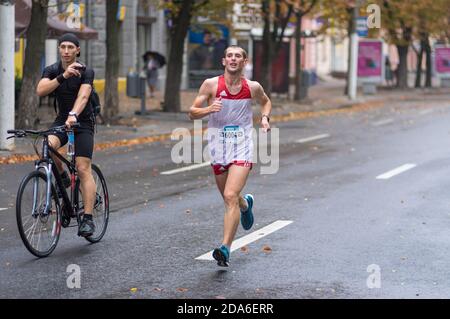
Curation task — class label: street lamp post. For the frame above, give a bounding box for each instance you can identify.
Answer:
[0,0,15,150]
[348,1,359,101]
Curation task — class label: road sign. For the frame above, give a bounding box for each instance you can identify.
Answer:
[356,17,368,37]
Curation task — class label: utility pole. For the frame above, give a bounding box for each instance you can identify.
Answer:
[0,0,15,150]
[348,1,359,101]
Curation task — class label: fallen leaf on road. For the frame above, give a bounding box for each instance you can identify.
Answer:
[262,245,272,253]
[130,288,138,293]
[154,287,163,292]
[185,209,191,214]
[159,204,165,208]
[176,288,188,292]
[240,246,249,253]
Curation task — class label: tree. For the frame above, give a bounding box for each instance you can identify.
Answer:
[161,0,233,113]
[379,0,449,89]
[260,0,294,96]
[412,0,448,88]
[17,0,50,129]
[103,0,122,123]
[313,0,354,94]
[162,0,195,113]
[379,0,414,89]
[293,0,317,100]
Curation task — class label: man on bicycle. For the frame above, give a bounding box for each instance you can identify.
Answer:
[36,33,96,237]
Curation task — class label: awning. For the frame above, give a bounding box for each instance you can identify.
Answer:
[15,0,98,40]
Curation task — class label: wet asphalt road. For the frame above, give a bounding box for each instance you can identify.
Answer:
[1,93,450,299]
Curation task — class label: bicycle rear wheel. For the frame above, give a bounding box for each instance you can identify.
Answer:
[16,171,61,258]
[75,164,109,243]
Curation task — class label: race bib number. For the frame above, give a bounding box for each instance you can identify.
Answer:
[219,125,245,144]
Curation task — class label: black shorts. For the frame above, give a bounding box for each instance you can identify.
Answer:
[50,120,95,159]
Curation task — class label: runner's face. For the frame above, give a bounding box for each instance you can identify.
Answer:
[222,48,247,74]
[59,41,79,63]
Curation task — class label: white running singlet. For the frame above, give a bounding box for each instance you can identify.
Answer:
[207,75,253,165]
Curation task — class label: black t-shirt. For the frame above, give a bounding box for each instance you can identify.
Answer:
[41,61,95,123]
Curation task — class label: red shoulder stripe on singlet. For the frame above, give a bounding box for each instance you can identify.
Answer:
[215,75,252,100]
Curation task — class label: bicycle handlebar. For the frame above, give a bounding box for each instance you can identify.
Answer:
[6,123,81,139]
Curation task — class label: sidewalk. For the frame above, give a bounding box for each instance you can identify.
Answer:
[1,78,449,163]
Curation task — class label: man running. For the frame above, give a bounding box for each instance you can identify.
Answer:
[189,45,272,266]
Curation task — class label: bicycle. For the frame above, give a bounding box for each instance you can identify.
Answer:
[7,124,109,258]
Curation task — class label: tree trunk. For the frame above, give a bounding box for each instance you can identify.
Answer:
[163,0,194,113]
[17,0,49,129]
[396,44,409,89]
[294,12,303,100]
[344,8,354,95]
[424,35,432,88]
[103,0,121,123]
[414,43,423,88]
[260,0,273,96]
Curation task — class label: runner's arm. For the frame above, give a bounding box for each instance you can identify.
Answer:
[253,82,272,131]
[189,79,214,120]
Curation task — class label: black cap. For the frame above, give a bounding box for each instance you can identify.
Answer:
[58,33,80,57]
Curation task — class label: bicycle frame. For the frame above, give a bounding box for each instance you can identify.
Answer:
[34,133,78,219]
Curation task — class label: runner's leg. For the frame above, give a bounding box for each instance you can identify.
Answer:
[215,169,248,211]
[221,165,251,247]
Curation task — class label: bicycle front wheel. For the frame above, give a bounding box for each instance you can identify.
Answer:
[75,164,109,243]
[16,171,61,258]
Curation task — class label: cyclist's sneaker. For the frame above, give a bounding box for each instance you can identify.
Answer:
[78,215,95,237]
[61,171,71,189]
[212,245,230,267]
[240,194,254,230]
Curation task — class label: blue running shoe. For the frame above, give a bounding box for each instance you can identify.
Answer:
[240,194,254,230]
[212,245,230,267]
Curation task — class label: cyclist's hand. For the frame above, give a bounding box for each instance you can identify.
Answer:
[63,62,83,78]
[65,115,77,128]
[261,117,271,133]
[208,97,223,114]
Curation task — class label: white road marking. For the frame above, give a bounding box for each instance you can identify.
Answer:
[196,220,293,261]
[296,134,330,144]
[419,109,433,115]
[160,161,211,175]
[0,208,8,212]
[376,164,417,180]
[372,119,394,126]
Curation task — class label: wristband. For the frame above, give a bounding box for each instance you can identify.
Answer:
[69,111,78,121]
[56,74,66,84]
[262,114,270,122]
